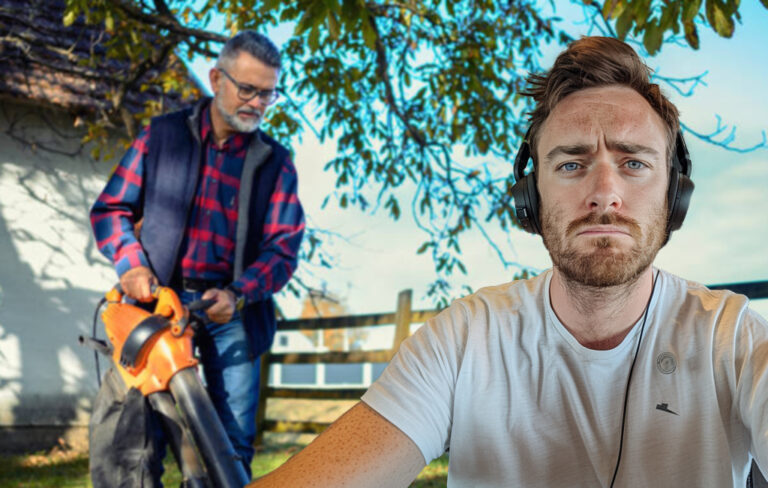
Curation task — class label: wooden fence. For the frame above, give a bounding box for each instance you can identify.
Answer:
[255,289,440,444]
[255,279,768,444]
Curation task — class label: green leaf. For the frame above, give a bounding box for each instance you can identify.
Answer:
[631,0,652,29]
[602,0,617,18]
[295,3,327,35]
[386,196,401,219]
[659,2,680,32]
[615,7,634,40]
[683,20,700,49]
[475,134,489,154]
[308,27,320,51]
[682,0,703,22]
[706,0,735,37]
[327,12,340,40]
[324,0,340,14]
[643,21,664,54]
[361,17,376,49]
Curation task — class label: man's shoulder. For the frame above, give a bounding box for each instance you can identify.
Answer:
[147,98,207,135]
[256,130,290,158]
[656,268,756,323]
[154,99,203,122]
[452,270,549,316]
[658,268,746,304]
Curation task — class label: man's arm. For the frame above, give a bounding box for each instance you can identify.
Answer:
[90,126,157,300]
[230,157,305,304]
[249,402,425,487]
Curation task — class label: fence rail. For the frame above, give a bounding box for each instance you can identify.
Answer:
[255,289,439,443]
[709,280,768,299]
[255,279,768,443]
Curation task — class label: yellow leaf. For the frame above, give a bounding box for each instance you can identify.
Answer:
[63,10,76,27]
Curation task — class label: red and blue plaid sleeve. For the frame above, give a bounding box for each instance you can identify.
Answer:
[90,127,150,277]
[232,157,305,302]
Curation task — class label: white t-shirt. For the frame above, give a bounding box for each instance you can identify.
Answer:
[361,269,768,487]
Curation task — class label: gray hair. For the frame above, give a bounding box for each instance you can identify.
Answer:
[217,31,281,70]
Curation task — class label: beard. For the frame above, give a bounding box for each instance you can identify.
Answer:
[540,204,667,288]
[215,96,263,133]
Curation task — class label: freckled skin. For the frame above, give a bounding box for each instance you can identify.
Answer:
[249,402,425,487]
[537,85,669,275]
[540,89,665,150]
[248,85,675,485]
[538,85,670,348]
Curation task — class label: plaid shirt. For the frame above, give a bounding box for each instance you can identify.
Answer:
[91,106,304,304]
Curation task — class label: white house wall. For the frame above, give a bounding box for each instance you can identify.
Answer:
[0,99,116,451]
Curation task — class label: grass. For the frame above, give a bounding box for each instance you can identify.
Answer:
[0,399,448,486]
[0,443,448,487]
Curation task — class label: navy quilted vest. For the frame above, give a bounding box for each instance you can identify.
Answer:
[140,99,286,357]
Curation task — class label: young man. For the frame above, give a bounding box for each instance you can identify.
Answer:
[249,37,768,487]
[90,31,304,478]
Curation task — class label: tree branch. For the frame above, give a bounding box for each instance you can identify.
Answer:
[112,0,227,50]
[681,118,768,153]
[367,13,427,148]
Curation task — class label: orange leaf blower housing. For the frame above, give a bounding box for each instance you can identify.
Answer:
[101,286,199,395]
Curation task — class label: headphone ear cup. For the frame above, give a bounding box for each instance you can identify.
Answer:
[526,174,542,235]
[511,173,542,235]
[666,168,695,233]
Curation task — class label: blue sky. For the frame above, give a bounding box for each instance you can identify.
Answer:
[189,3,768,317]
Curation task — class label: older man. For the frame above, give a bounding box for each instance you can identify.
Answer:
[249,36,768,487]
[91,31,304,478]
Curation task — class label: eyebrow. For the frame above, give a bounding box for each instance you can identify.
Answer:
[543,141,661,164]
[237,80,274,92]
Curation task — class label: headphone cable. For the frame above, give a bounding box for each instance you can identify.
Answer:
[609,270,660,488]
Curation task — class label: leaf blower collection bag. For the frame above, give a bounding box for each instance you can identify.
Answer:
[89,367,164,488]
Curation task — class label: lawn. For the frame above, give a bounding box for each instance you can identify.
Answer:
[0,399,448,487]
[0,442,449,487]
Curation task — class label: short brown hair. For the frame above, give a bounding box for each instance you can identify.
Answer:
[523,36,679,167]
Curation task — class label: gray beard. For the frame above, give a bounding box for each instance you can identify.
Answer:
[215,96,262,133]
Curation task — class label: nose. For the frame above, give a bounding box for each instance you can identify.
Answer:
[585,161,622,213]
[245,96,266,111]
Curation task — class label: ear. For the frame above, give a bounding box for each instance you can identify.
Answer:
[209,68,220,95]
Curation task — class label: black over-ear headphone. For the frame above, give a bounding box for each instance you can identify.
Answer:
[510,129,695,237]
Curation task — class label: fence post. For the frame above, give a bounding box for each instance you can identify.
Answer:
[392,289,413,356]
[254,353,271,446]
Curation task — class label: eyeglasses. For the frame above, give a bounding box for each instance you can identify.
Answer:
[218,68,280,105]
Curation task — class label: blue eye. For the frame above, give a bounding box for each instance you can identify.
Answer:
[626,160,645,169]
[561,162,580,172]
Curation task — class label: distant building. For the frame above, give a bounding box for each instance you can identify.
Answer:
[271,290,390,390]
[0,0,202,453]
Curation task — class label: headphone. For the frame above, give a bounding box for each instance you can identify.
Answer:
[510,128,695,238]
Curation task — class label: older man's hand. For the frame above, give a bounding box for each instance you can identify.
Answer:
[119,266,158,302]
[202,288,237,324]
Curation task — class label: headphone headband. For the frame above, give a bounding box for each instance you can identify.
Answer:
[673,130,692,177]
[513,128,533,182]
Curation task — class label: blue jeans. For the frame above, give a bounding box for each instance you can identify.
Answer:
[180,290,261,479]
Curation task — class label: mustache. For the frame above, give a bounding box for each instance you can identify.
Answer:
[566,212,642,238]
[237,107,262,117]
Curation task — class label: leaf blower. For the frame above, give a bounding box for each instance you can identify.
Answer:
[80,285,250,488]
